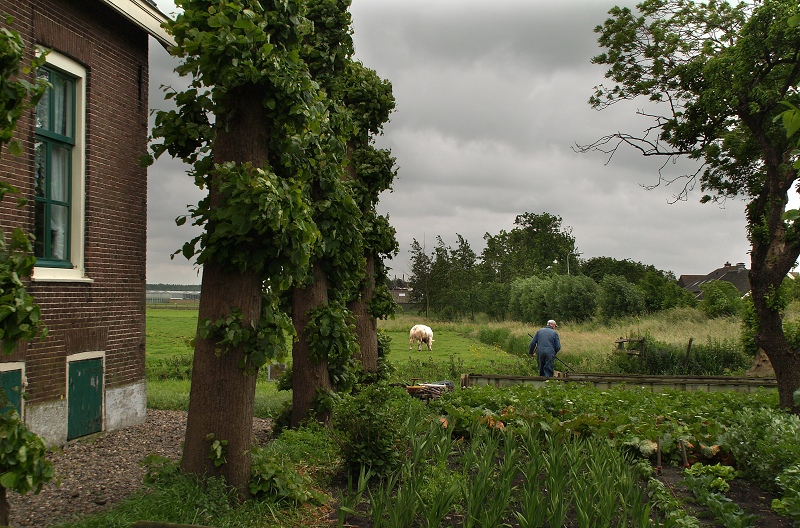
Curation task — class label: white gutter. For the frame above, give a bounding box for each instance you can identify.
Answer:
[99,0,175,48]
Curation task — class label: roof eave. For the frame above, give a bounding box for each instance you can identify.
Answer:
[99,0,175,48]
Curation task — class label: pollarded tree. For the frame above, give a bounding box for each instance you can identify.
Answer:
[580,0,800,412]
[149,0,329,496]
[337,60,398,375]
[292,1,397,407]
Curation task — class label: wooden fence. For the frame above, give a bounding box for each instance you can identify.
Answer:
[461,372,777,393]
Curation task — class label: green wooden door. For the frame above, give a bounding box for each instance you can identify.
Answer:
[68,358,103,439]
[0,369,22,416]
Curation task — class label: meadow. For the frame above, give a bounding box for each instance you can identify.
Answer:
[144,306,746,419]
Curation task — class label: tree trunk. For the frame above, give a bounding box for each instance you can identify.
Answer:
[748,157,800,414]
[291,264,332,427]
[751,265,800,413]
[343,142,378,373]
[181,264,261,496]
[181,84,269,497]
[347,253,378,372]
[0,486,8,527]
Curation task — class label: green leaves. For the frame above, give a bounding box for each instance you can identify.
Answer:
[198,296,294,371]
[305,302,359,389]
[205,433,227,467]
[0,410,54,496]
[0,217,47,354]
[0,18,49,159]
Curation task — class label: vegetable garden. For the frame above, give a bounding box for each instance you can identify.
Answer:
[49,308,800,526]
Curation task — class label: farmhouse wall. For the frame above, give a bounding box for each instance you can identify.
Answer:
[0,0,151,445]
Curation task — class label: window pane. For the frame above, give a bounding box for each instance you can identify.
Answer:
[50,204,68,261]
[34,141,46,198]
[52,74,72,138]
[35,70,50,131]
[50,146,69,202]
[34,201,45,258]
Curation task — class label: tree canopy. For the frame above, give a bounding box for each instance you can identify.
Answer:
[581,0,800,411]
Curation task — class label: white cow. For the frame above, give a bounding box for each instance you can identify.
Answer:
[409,324,434,351]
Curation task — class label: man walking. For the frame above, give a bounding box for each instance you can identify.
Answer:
[529,319,561,377]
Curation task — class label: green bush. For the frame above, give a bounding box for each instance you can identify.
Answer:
[699,280,743,318]
[508,274,598,324]
[332,384,423,477]
[478,327,511,348]
[598,274,646,319]
[249,449,325,504]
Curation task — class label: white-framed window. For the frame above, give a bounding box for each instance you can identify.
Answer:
[32,49,90,283]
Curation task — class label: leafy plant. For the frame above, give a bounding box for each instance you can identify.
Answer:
[0,410,54,524]
[332,384,415,477]
[205,433,227,467]
[334,466,371,527]
[772,464,800,522]
[249,448,324,505]
[683,469,756,528]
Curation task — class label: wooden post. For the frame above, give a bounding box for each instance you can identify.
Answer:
[684,337,694,374]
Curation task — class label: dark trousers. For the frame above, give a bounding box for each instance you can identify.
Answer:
[538,351,555,377]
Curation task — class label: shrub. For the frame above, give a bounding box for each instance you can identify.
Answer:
[478,327,511,348]
[146,354,194,381]
[332,384,422,477]
[598,274,646,319]
[699,280,743,318]
[508,275,598,324]
[249,449,325,504]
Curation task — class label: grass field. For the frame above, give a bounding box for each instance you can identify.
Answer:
[146,306,748,412]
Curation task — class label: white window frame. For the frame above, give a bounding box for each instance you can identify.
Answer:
[32,49,91,283]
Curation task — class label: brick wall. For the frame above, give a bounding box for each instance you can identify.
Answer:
[1,0,149,406]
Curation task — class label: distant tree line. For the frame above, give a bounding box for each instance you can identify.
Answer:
[405,211,700,323]
[146,284,202,291]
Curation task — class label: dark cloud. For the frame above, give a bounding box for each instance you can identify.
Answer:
[145,0,755,284]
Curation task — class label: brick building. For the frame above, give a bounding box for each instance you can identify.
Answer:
[0,0,172,445]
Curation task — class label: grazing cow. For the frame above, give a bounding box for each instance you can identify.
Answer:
[409,324,434,351]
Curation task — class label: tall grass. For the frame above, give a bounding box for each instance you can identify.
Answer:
[382,307,745,374]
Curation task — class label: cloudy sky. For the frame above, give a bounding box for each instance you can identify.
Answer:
[146,0,760,285]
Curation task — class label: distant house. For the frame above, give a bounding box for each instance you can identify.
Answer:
[678,262,750,299]
[390,287,413,306]
[0,0,172,445]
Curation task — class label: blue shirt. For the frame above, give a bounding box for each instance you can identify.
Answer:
[529,326,561,356]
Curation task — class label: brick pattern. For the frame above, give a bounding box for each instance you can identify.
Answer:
[1,0,149,406]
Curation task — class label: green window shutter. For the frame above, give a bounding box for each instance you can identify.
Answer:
[0,370,23,416]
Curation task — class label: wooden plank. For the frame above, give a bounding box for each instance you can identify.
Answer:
[461,372,778,393]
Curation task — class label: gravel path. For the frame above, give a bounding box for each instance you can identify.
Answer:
[8,409,272,528]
